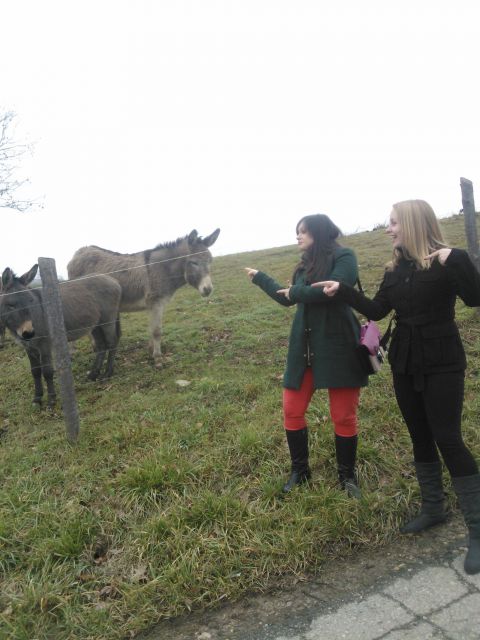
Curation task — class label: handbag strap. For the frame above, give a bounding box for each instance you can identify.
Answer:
[356,277,395,350]
[380,314,395,349]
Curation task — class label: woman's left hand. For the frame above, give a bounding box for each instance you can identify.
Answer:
[311,280,339,296]
[277,287,291,300]
[244,267,258,280]
[425,248,452,266]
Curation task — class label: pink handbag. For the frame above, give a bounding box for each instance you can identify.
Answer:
[355,277,393,375]
[360,320,381,354]
[358,320,384,374]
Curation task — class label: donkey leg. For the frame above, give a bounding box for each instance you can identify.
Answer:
[27,349,44,407]
[149,300,167,367]
[88,328,106,381]
[42,354,57,409]
[104,350,116,378]
[100,320,120,379]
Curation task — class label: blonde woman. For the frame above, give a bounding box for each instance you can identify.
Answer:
[314,199,480,575]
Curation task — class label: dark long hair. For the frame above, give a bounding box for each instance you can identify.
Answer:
[293,214,342,283]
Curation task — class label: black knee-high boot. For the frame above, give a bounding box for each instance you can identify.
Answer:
[452,474,480,575]
[335,434,361,499]
[400,461,446,534]
[283,428,311,493]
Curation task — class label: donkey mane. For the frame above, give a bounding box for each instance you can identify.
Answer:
[153,235,191,251]
[87,235,191,258]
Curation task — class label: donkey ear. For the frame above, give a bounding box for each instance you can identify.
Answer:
[2,268,14,289]
[203,228,220,247]
[19,264,39,286]
[188,230,199,245]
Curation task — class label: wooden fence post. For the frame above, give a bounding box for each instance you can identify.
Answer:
[460,177,480,271]
[38,257,80,443]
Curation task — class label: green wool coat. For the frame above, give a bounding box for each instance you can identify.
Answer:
[252,247,368,390]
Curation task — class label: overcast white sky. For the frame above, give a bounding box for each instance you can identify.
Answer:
[1,0,479,277]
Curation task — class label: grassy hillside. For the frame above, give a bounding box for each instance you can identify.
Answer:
[1,214,480,639]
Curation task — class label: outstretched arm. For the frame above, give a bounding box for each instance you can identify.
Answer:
[244,267,295,307]
[313,276,393,321]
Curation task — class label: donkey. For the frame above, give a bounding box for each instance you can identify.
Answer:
[0,264,122,408]
[67,228,220,366]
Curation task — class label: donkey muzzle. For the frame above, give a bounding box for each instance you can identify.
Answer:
[18,321,35,340]
[200,284,213,297]
[198,275,213,297]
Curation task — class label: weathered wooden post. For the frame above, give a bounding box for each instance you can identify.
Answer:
[460,177,480,271]
[38,257,80,443]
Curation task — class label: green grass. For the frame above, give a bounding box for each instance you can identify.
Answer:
[1,214,480,639]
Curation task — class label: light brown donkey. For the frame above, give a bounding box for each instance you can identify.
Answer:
[67,229,220,366]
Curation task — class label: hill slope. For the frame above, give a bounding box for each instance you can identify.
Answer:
[1,214,479,639]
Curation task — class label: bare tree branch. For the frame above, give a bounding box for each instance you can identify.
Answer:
[0,110,41,213]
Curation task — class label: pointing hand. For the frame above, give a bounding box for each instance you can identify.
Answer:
[424,248,452,266]
[244,267,258,280]
[311,280,340,296]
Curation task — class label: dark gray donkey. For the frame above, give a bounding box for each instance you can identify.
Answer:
[0,264,122,407]
[67,228,220,366]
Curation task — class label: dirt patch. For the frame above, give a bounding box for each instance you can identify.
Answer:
[139,513,469,640]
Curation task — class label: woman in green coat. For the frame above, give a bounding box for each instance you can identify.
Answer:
[245,214,368,496]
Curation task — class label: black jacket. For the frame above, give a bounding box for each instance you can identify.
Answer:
[337,249,480,390]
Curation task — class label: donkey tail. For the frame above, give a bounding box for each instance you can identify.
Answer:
[115,315,122,340]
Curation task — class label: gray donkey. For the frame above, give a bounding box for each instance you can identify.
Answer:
[67,228,220,366]
[0,264,122,407]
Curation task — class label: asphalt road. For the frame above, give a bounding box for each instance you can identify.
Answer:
[141,514,479,640]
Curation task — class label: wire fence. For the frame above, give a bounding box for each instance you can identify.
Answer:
[0,248,212,299]
[0,247,223,378]
[0,246,220,335]
[60,248,212,284]
[0,317,213,377]
[0,188,478,380]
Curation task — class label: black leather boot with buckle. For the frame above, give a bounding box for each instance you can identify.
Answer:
[335,434,361,499]
[283,428,311,493]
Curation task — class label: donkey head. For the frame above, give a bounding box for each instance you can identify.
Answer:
[185,228,220,297]
[0,264,39,340]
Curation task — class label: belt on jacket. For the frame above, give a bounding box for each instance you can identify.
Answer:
[396,310,454,391]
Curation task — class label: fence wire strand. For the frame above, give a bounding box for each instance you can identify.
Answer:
[0,247,222,379]
[1,327,195,376]
[0,248,211,300]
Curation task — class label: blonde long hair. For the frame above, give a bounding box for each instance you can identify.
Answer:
[390,200,448,270]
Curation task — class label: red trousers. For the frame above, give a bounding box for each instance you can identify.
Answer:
[283,367,360,436]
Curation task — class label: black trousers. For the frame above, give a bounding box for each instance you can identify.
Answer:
[393,371,478,478]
